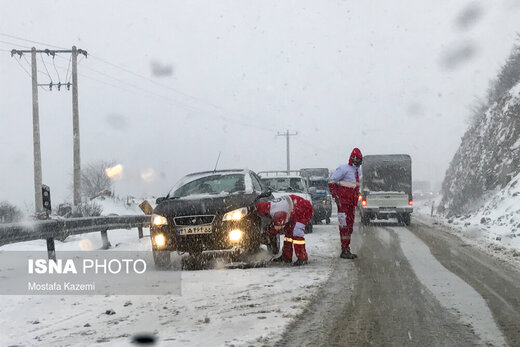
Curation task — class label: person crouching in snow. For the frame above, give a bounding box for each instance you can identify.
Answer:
[256,195,313,266]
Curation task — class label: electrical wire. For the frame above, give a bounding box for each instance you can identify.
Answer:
[39,53,53,83]
[0,32,66,49]
[0,32,276,131]
[64,54,72,83]
[1,32,278,132]
[52,56,61,83]
[89,54,272,128]
[14,56,31,78]
[14,56,50,92]
[0,38,31,49]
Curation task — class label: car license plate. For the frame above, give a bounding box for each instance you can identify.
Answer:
[176,225,212,235]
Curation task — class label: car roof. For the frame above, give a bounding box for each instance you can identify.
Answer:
[185,169,250,177]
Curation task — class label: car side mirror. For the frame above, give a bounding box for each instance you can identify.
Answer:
[257,189,272,200]
[308,187,317,194]
[156,197,166,204]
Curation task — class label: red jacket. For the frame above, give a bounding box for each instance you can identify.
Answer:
[329,148,362,206]
[257,195,313,234]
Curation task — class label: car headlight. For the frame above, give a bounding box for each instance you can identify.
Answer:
[154,234,166,247]
[152,214,168,226]
[222,207,248,221]
[229,229,243,242]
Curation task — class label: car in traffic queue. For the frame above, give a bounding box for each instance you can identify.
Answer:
[300,168,333,224]
[150,169,277,268]
[307,177,332,224]
[258,170,314,233]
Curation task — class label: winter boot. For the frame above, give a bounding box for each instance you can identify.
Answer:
[340,248,357,259]
[293,259,308,266]
[272,255,292,263]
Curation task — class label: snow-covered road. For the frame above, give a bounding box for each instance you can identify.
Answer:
[0,219,343,346]
[3,206,520,346]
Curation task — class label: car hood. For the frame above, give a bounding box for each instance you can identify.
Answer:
[154,193,258,217]
[271,191,312,202]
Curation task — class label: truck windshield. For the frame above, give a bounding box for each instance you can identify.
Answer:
[363,162,411,194]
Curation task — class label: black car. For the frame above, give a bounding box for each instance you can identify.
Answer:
[150,169,277,268]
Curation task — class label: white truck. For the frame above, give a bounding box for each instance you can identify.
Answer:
[359,154,413,225]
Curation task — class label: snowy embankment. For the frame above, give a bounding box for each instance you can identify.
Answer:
[413,193,520,268]
[0,198,342,346]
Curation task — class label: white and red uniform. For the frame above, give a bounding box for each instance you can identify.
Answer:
[329,148,362,251]
[257,195,313,261]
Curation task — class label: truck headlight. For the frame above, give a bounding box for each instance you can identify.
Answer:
[152,214,168,226]
[222,207,248,221]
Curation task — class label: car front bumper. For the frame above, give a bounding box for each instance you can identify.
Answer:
[151,218,261,253]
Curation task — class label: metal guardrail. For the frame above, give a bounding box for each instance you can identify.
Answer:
[0,215,151,259]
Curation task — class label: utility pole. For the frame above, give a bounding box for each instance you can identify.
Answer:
[11,47,87,212]
[31,47,43,216]
[71,46,81,206]
[277,129,298,173]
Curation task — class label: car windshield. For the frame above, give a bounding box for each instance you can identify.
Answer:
[309,179,329,190]
[170,174,245,198]
[261,177,305,193]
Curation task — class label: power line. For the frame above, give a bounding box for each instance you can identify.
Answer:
[0,38,31,49]
[64,54,72,83]
[52,56,61,83]
[0,32,66,49]
[13,56,50,92]
[39,53,53,83]
[14,56,31,78]
[89,54,270,128]
[48,58,275,132]
[1,32,278,131]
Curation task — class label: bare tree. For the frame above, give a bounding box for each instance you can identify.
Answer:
[0,201,23,223]
[81,160,116,200]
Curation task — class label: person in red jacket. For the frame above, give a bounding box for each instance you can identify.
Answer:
[256,195,313,266]
[329,148,363,259]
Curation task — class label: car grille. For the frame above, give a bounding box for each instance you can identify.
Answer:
[174,215,215,226]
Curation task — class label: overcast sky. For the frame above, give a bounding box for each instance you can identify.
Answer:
[1,0,520,209]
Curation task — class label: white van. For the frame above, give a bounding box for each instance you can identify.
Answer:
[359,154,413,225]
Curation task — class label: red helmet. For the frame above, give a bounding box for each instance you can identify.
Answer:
[272,211,288,227]
[256,202,270,215]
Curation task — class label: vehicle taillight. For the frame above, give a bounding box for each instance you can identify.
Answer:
[408,200,413,206]
[358,194,362,201]
[361,200,367,206]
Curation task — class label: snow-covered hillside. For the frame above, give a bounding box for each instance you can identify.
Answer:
[439,46,520,236]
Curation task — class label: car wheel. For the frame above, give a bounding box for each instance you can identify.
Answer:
[325,217,331,224]
[153,250,171,270]
[305,223,313,234]
[361,215,370,226]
